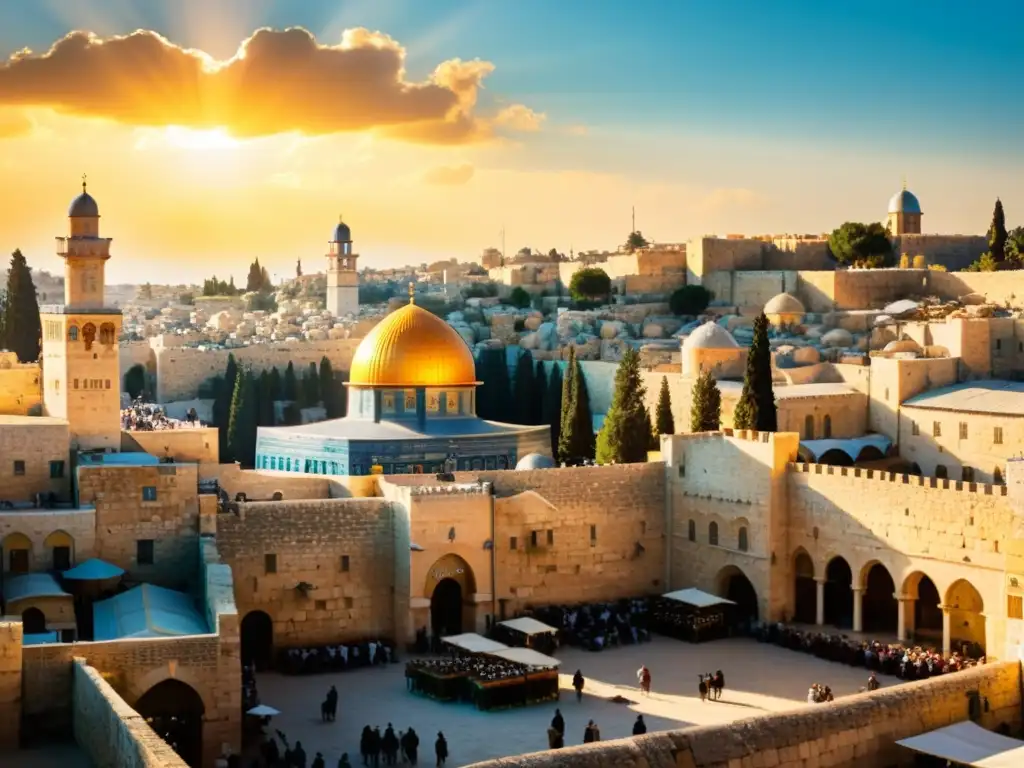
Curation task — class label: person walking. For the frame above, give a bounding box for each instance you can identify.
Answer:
[434,732,448,767]
[572,670,585,702]
[403,728,420,766]
[637,665,651,696]
[551,709,565,738]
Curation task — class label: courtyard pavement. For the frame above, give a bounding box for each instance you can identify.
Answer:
[7,743,93,767]
[256,637,900,767]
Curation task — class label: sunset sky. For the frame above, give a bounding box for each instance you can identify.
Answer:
[1,0,1022,284]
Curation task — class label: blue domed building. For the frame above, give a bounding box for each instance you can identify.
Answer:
[887,184,923,235]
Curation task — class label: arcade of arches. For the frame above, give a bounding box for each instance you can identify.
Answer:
[425,553,477,637]
[789,553,987,655]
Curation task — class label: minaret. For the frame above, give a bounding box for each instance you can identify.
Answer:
[41,176,122,450]
[326,215,359,316]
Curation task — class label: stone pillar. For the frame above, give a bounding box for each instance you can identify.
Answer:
[852,586,864,633]
[815,577,826,626]
[896,595,907,641]
[940,604,952,655]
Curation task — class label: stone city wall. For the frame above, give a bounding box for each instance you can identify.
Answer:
[0,360,41,415]
[788,462,1012,655]
[762,238,832,270]
[466,660,1022,768]
[199,464,334,501]
[0,507,96,572]
[118,340,156,386]
[216,498,397,646]
[0,619,22,749]
[894,234,987,271]
[78,463,200,590]
[468,463,667,611]
[0,417,72,502]
[928,269,1024,308]
[72,658,188,768]
[154,338,361,403]
[122,427,220,463]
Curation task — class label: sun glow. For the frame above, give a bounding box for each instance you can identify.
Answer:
[163,126,240,151]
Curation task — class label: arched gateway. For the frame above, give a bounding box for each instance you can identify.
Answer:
[425,554,476,637]
[135,679,205,767]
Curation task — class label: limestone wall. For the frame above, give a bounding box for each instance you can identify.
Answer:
[866,356,958,442]
[762,239,832,270]
[687,238,766,284]
[0,417,72,502]
[899,406,1019,483]
[0,619,22,749]
[154,338,361,403]
[216,498,396,646]
[788,462,1011,655]
[199,464,333,500]
[78,464,200,590]
[122,427,220,463]
[928,270,1024,306]
[894,234,987,271]
[832,270,930,310]
[0,507,96,574]
[72,658,188,768]
[0,360,41,415]
[465,660,1022,768]
[118,341,156,385]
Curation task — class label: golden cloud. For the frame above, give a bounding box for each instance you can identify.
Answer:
[493,105,546,132]
[422,163,475,186]
[0,109,32,139]
[0,27,542,144]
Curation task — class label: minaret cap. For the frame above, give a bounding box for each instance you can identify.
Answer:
[408,282,416,305]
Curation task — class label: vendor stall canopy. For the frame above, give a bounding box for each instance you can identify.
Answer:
[489,647,560,668]
[441,633,510,654]
[498,617,558,636]
[662,588,736,608]
[896,721,1024,767]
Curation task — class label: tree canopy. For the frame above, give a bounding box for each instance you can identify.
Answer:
[989,198,1008,264]
[596,347,649,464]
[2,250,42,363]
[568,267,611,303]
[827,222,894,268]
[732,312,777,431]
[655,376,675,436]
[543,363,562,457]
[557,347,595,464]
[246,257,273,293]
[689,368,722,433]
[669,285,712,316]
[513,350,537,425]
[625,231,649,252]
[508,286,531,309]
[227,367,258,467]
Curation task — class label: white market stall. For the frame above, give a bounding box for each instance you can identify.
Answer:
[653,588,737,642]
[896,721,1024,767]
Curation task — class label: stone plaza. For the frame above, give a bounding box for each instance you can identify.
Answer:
[254,638,898,767]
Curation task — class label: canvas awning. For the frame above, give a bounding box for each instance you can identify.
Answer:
[63,558,125,580]
[498,617,558,636]
[488,647,561,668]
[662,588,736,608]
[896,721,1024,767]
[440,633,509,654]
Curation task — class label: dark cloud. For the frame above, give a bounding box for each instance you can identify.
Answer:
[0,27,541,144]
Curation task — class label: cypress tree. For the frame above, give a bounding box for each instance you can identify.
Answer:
[258,370,274,426]
[573,357,595,460]
[3,250,42,362]
[596,347,649,464]
[733,313,777,431]
[689,368,722,432]
[989,198,1008,263]
[655,375,675,436]
[307,362,320,404]
[532,360,547,425]
[542,363,562,457]
[558,348,595,464]
[227,368,259,467]
[319,357,340,417]
[645,406,659,451]
[479,348,513,422]
[268,366,282,401]
[513,350,536,425]
[474,352,491,419]
[283,361,298,401]
[559,349,576,450]
[214,354,238,459]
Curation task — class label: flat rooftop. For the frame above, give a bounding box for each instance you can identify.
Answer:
[718,381,859,399]
[262,416,546,441]
[0,415,67,426]
[902,380,1024,415]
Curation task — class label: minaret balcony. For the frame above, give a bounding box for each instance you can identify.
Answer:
[56,237,68,256]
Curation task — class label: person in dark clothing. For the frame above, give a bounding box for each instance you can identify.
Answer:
[583,721,596,743]
[264,738,280,766]
[327,685,339,721]
[382,724,399,766]
[435,732,448,767]
[312,754,326,768]
[632,715,647,735]
[338,754,353,768]
[572,670,585,702]
[360,726,373,766]
[551,709,565,736]
[403,728,420,766]
[293,741,307,768]
[370,727,382,768]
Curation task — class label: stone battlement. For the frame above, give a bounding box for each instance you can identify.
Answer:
[408,481,492,496]
[789,461,1008,497]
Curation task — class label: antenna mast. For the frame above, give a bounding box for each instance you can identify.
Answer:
[632,205,636,233]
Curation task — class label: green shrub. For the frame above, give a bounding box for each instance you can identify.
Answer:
[669,285,712,316]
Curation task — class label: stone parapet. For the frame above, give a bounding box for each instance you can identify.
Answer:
[790,461,1008,496]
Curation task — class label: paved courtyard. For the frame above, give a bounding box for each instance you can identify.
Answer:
[7,743,93,767]
[256,637,899,767]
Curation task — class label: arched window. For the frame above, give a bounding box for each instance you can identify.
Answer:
[738,527,749,552]
[82,323,96,350]
[99,323,116,345]
[822,415,832,439]
[962,466,975,483]
[804,415,814,440]
[709,522,719,546]
[687,520,696,542]
[68,326,79,342]
[935,464,948,479]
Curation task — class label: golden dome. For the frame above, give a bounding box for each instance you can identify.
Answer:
[348,302,478,388]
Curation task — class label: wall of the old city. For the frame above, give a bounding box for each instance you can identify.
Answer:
[0,620,21,749]
[216,498,396,647]
[894,234,987,271]
[199,464,335,501]
[0,417,72,502]
[464,660,1023,768]
[899,406,1019,484]
[0,507,95,573]
[0,360,42,416]
[122,427,220,464]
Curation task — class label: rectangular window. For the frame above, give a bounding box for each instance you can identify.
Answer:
[995,427,1004,445]
[50,460,65,479]
[546,529,554,546]
[590,525,597,546]
[509,536,518,551]
[911,421,920,436]
[959,422,968,440]
[9,549,29,573]
[446,392,459,414]
[141,486,157,501]
[404,391,417,411]
[341,555,350,572]
[884,387,889,401]
[73,379,78,389]
[105,379,111,389]
[136,539,154,565]
[52,546,71,571]
[381,392,395,413]
[932,421,941,438]
[530,530,539,547]
[1009,595,1024,620]
[13,460,25,476]
[996,339,1002,350]
[264,553,277,574]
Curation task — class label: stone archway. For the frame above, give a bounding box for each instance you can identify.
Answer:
[824,556,853,628]
[135,679,205,767]
[425,554,476,638]
[946,579,986,655]
[793,550,816,624]
[715,565,759,624]
[21,607,45,634]
[862,562,897,635]
[904,571,942,644]
[240,610,274,671]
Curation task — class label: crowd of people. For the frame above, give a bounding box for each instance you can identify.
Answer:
[121,400,201,431]
[357,724,449,767]
[406,655,531,686]
[279,640,396,675]
[545,707,649,751]
[756,623,983,680]
[531,598,651,651]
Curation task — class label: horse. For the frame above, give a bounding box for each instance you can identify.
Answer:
[711,671,724,700]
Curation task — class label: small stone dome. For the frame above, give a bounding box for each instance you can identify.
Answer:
[333,220,352,242]
[681,322,739,351]
[888,188,922,215]
[882,339,921,354]
[763,292,805,315]
[69,190,99,218]
[516,453,556,471]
